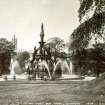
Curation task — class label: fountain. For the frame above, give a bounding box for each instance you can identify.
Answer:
[10,58,15,76]
[30,23,52,80]
[0,24,85,81]
[53,59,71,76]
[52,58,83,80]
[2,57,28,80]
[70,61,73,74]
[30,23,84,80]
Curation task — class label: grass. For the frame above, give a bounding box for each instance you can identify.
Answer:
[0,79,104,105]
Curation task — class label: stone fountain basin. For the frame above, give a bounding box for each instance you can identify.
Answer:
[2,74,28,80]
[60,74,84,80]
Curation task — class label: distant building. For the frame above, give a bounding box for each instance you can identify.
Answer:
[12,34,17,51]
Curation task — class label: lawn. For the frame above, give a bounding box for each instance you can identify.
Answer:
[0,80,104,105]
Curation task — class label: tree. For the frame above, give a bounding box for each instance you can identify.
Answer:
[71,43,105,77]
[0,38,15,75]
[45,37,65,53]
[89,43,105,77]
[16,51,30,70]
[69,1,105,77]
[70,0,105,50]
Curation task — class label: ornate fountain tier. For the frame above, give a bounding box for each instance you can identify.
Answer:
[38,23,46,55]
[31,23,53,63]
[30,23,53,79]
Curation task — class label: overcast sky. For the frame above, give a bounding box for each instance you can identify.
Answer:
[0,0,79,51]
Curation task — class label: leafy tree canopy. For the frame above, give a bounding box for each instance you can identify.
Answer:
[0,38,15,54]
[79,0,105,21]
[70,0,105,50]
[45,37,65,52]
[0,38,15,75]
[16,51,30,63]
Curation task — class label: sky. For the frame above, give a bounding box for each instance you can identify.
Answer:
[0,0,80,51]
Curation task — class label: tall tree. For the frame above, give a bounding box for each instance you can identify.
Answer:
[16,51,30,69]
[69,0,105,76]
[70,0,105,50]
[0,38,15,75]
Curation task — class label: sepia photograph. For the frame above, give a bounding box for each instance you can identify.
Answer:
[0,0,105,105]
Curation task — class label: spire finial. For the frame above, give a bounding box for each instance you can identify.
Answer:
[40,23,44,39]
[41,23,44,33]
